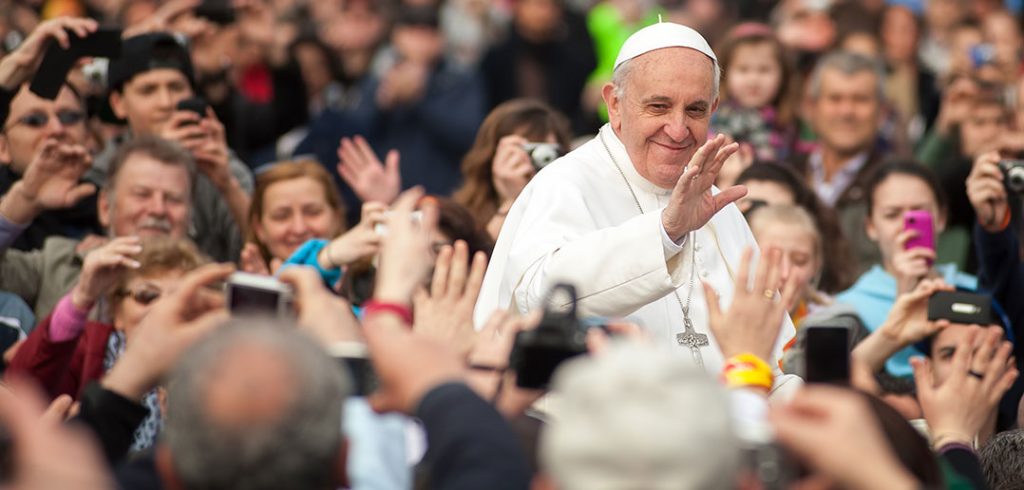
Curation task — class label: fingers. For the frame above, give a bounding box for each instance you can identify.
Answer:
[464,251,488,307]
[279,265,329,299]
[430,244,453,297]
[778,266,802,312]
[705,141,740,176]
[447,240,470,299]
[354,135,382,168]
[752,247,774,294]
[910,356,934,398]
[713,185,748,213]
[173,263,236,306]
[384,150,401,176]
[65,183,97,206]
[735,247,754,295]
[338,137,366,171]
[948,326,980,382]
[41,394,74,425]
[763,248,783,294]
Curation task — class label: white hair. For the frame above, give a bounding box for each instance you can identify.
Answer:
[540,343,741,490]
[612,53,721,101]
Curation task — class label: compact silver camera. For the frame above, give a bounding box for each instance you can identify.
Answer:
[522,142,562,170]
[1000,160,1024,194]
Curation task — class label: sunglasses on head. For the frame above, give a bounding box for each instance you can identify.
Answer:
[115,286,163,306]
[7,110,86,130]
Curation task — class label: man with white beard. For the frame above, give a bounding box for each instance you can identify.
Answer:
[475,22,799,391]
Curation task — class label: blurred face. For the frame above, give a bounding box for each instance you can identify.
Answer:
[811,69,881,157]
[0,85,87,174]
[726,41,782,110]
[113,271,183,334]
[984,14,1021,68]
[840,32,882,60]
[960,103,1008,157]
[949,27,983,75]
[605,48,718,189]
[110,69,194,136]
[736,179,796,213]
[925,0,963,33]
[255,176,341,261]
[881,7,919,64]
[294,43,333,97]
[392,25,444,64]
[866,174,944,266]
[752,222,820,299]
[99,153,191,239]
[514,0,561,40]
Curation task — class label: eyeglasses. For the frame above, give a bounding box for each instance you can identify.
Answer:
[114,286,163,306]
[5,110,86,131]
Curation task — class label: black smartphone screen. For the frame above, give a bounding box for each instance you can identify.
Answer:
[228,284,281,316]
[804,326,850,385]
[927,291,993,325]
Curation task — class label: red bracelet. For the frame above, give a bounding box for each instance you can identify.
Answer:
[363,300,413,325]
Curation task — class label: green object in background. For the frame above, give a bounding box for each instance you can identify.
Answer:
[586,3,665,122]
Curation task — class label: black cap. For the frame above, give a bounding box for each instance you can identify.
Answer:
[394,5,440,29]
[107,33,195,92]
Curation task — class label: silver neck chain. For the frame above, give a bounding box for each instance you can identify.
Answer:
[599,132,704,368]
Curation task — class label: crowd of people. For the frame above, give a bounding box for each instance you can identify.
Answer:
[1,0,1024,489]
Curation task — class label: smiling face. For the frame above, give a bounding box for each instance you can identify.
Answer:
[254,176,342,261]
[810,68,881,157]
[113,270,184,334]
[604,47,719,189]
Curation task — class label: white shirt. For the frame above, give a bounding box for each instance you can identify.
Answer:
[475,124,799,392]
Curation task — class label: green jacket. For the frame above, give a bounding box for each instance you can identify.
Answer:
[0,236,82,319]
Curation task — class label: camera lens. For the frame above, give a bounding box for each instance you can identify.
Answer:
[1009,167,1024,193]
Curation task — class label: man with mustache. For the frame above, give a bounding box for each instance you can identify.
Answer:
[791,51,889,274]
[0,136,194,318]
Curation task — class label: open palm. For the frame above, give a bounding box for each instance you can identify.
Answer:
[662,135,745,241]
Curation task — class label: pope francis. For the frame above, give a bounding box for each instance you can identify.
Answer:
[474,22,800,392]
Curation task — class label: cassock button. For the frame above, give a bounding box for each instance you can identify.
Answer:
[700,269,708,278]
[694,242,702,252]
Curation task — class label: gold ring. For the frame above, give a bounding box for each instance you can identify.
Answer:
[763,289,774,299]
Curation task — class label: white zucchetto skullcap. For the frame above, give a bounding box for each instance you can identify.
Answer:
[613,22,717,70]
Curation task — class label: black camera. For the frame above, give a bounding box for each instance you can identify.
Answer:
[999,160,1024,194]
[509,284,588,389]
[522,142,562,171]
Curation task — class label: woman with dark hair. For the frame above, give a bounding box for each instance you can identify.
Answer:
[735,163,855,293]
[452,98,572,238]
[837,160,977,377]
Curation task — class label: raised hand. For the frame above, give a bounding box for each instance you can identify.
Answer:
[853,279,953,372]
[239,242,272,275]
[413,240,488,358]
[0,377,113,490]
[703,246,799,362]
[0,139,96,224]
[373,187,438,304]
[911,326,1018,447]
[70,237,144,310]
[771,386,920,490]
[0,17,98,90]
[491,135,534,205]
[892,229,935,294]
[337,136,401,205]
[279,266,362,345]
[967,151,1010,232]
[662,134,745,241]
[319,202,386,269]
[122,0,201,38]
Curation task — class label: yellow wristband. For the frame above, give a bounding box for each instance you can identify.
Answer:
[721,353,774,391]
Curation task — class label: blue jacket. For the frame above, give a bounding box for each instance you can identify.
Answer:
[837,264,977,377]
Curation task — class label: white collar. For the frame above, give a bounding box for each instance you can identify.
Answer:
[598,124,673,197]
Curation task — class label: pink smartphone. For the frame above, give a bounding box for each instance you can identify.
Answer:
[903,210,935,253]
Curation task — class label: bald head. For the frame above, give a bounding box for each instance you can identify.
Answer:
[165,320,350,490]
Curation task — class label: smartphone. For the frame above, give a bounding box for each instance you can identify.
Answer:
[927,290,993,325]
[225,272,293,317]
[176,97,209,118]
[903,210,935,256]
[802,325,850,385]
[29,27,123,99]
[328,342,379,396]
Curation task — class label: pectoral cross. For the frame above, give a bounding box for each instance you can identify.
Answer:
[676,316,708,369]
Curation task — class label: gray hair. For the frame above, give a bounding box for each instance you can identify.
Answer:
[981,429,1024,490]
[106,135,197,193]
[165,319,351,490]
[612,52,721,101]
[806,50,886,102]
[540,343,741,490]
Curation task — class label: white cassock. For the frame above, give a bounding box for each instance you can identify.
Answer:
[474,124,801,395]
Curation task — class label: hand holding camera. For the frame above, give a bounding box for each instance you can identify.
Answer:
[491,134,535,205]
[0,17,98,90]
[967,151,1011,232]
[852,278,953,372]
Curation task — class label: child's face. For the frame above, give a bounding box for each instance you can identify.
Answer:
[726,41,783,110]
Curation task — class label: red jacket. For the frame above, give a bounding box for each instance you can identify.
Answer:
[6,313,114,400]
